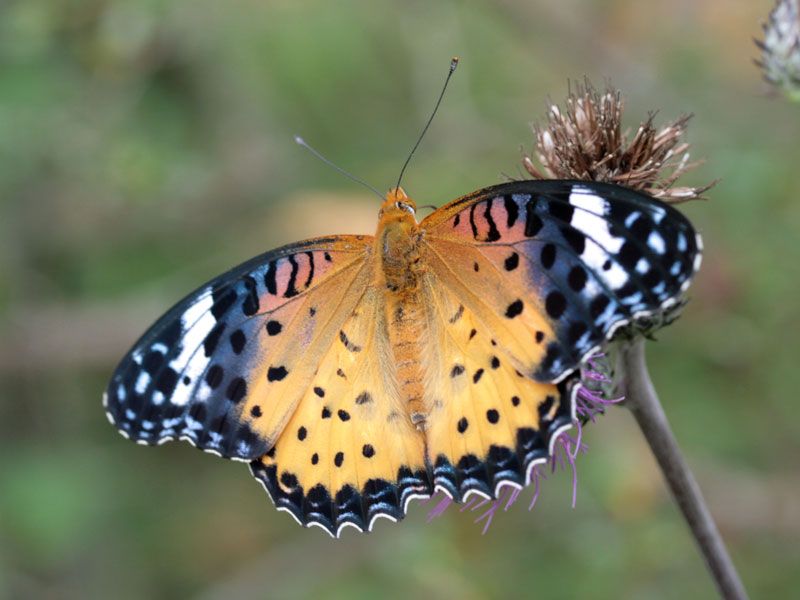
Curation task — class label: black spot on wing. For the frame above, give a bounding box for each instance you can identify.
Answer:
[211,288,236,320]
[304,251,315,289]
[504,252,519,271]
[284,255,300,298]
[241,276,259,316]
[448,304,464,324]
[503,195,519,228]
[229,329,246,354]
[339,330,362,353]
[525,198,544,237]
[355,391,372,405]
[226,377,247,403]
[540,243,556,269]
[264,261,277,295]
[483,198,501,242]
[545,291,567,319]
[560,225,585,254]
[267,365,288,382]
[505,299,524,318]
[205,365,224,389]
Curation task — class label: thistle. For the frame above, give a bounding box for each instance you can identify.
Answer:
[523,81,715,202]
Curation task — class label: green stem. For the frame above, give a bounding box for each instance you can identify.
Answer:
[618,339,748,600]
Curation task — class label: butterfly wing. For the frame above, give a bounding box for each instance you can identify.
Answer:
[105,179,702,533]
[103,235,375,461]
[418,179,700,498]
[250,286,431,537]
[422,179,701,382]
[415,270,574,500]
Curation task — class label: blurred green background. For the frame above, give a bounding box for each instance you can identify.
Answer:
[1,0,798,598]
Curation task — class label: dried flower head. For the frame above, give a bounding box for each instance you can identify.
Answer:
[523,81,714,203]
[755,0,800,100]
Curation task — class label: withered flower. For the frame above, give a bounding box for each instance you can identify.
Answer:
[523,81,715,202]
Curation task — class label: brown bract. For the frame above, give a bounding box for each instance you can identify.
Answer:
[523,81,715,203]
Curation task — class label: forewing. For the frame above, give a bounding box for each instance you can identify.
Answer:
[422,180,701,383]
[103,235,373,460]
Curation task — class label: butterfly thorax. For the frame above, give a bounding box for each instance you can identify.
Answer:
[376,187,423,293]
[376,188,429,428]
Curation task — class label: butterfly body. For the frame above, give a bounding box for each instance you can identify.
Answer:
[105,179,701,536]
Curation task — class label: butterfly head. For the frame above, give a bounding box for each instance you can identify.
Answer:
[379,187,418,224]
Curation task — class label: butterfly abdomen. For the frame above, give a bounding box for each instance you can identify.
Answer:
[384,292,428,429]
[373,189,433,428]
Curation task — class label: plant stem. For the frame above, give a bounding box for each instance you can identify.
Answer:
[618,339,748,600]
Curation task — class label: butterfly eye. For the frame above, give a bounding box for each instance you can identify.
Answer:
[395,201,415,214]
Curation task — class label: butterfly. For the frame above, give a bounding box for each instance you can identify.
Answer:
[104,179,701,537]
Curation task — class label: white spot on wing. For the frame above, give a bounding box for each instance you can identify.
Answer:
[163,417,183,428]
[185,416,204,431]
[624,212,641,228]
[169,290,216,407]
[568,188,628,289]
[648,231,666,254]
[584,239,628,288]
[569,188,607,215]
[134,372,151,394]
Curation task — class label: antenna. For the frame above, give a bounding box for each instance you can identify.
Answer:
[394,56,459,191]
[294,135,385,200]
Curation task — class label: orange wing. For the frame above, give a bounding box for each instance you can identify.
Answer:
[414,268,575,501]
[422,180,701,382]
[105,233,433,537]
[250,286,431,536]
[104,235,374,460]
[417,180,700,499]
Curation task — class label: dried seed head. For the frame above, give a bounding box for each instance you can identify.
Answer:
[755,0,800,100]
[524,80,715,203]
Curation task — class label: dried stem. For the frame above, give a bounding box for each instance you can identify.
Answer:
[618,339,749,600]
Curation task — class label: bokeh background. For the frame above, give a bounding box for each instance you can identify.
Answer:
[1,1,798,598]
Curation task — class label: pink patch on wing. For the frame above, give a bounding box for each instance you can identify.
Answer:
[273,259,295,298]
[256,251,341,313]
[449,196,528,242]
